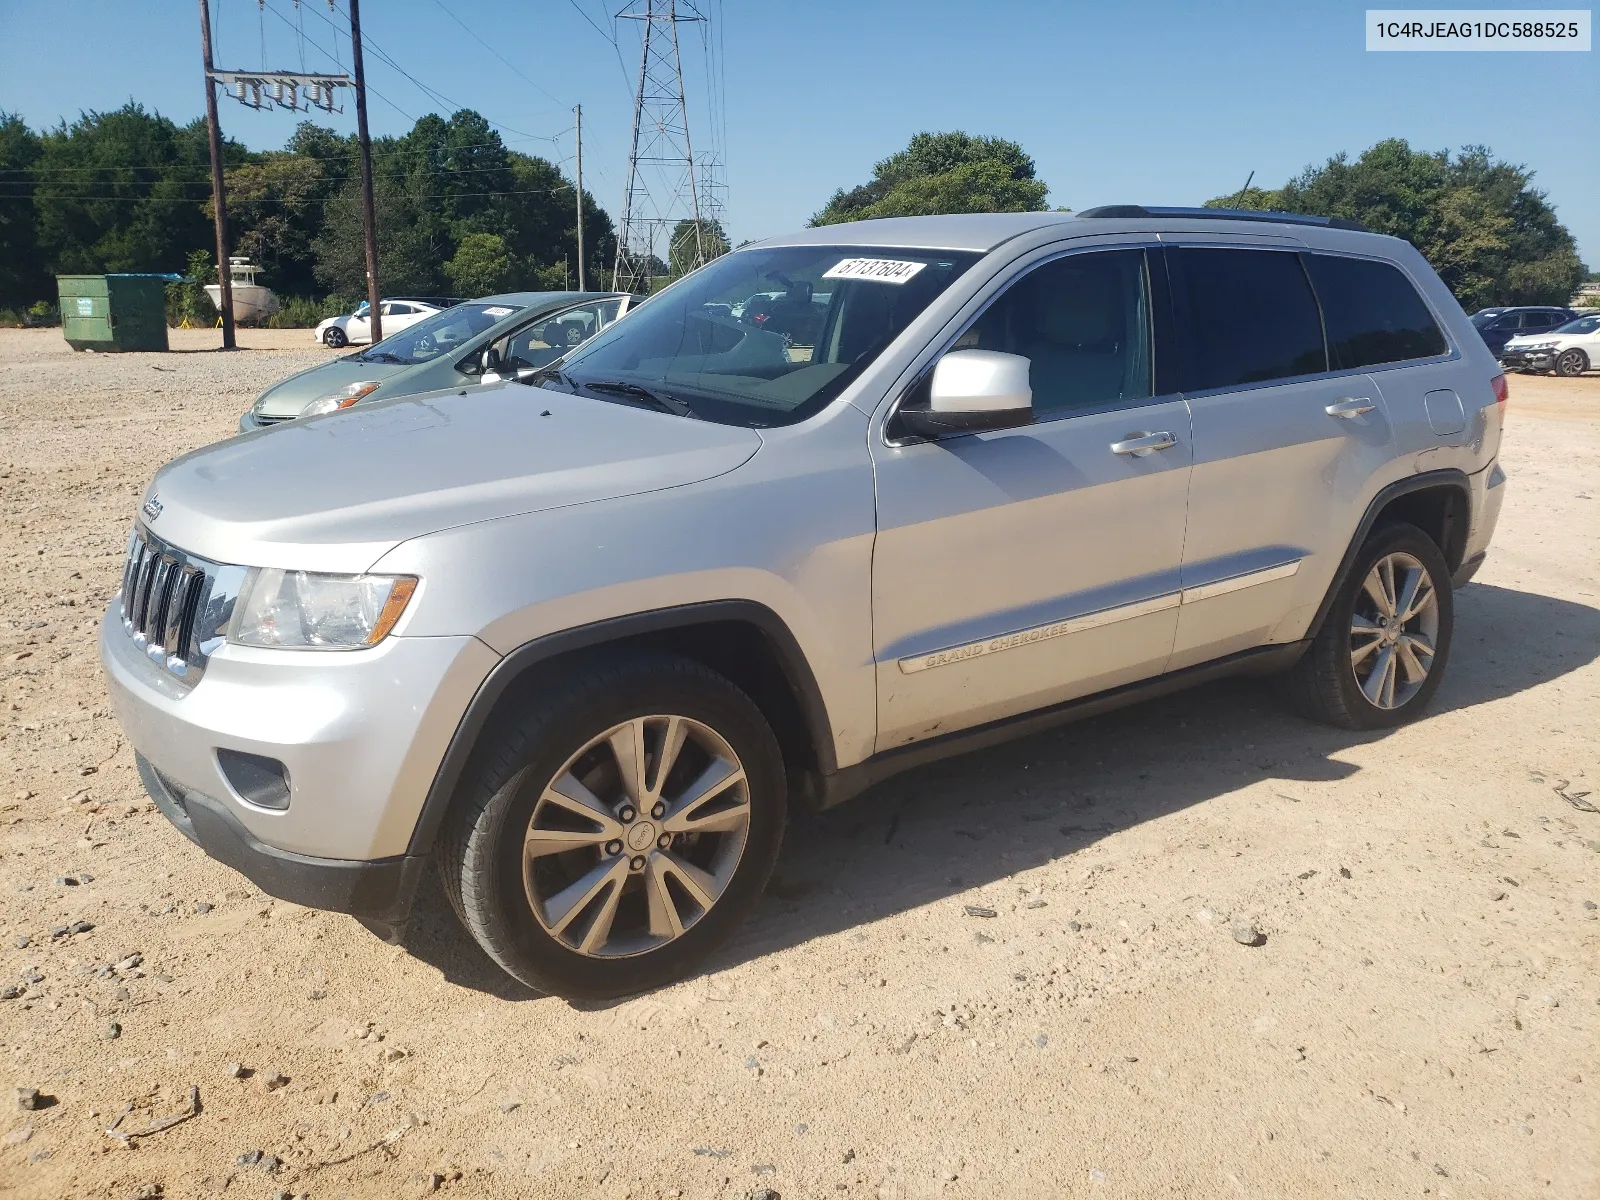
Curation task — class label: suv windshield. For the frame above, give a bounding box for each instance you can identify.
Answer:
[352,302,524,366]
[547,247,980,426]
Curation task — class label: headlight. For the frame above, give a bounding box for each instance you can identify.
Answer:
[1525,342,1557,351]
[228,569,418,650]
[300,381,381,418]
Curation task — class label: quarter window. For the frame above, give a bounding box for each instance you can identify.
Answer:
[1304,254,1448,368]
[950,249,1152,415]
[1176,248,1326,391]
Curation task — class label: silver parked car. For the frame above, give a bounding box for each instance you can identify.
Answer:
[243,291,630,430]
[103,208,1506,998]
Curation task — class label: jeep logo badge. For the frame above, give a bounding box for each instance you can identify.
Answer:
[141,494,163,522]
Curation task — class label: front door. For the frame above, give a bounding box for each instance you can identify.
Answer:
[1166,243,1397,669]
[870,245,1193,750]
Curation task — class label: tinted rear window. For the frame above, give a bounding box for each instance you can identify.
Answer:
[1176,248,1326,391]
[1304,254,1448,368]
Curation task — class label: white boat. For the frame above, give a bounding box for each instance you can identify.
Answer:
[205,257,281,323]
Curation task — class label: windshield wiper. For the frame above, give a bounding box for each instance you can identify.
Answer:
[358,350,405,363]
[578,379,698,419]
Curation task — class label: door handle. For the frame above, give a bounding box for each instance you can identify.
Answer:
[1325,396,1375,419]
[1109,431,1177,457]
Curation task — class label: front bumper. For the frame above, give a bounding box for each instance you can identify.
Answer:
[1498,349,1556,372]
[101,602,499,863]
[137,753,425,929]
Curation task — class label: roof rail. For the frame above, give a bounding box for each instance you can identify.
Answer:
[1076,205,1369,233]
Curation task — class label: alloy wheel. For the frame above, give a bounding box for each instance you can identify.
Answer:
[1349,551,1440,710]
[522,715,751,958]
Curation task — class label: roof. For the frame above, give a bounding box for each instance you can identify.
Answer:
[752,209,1392,254]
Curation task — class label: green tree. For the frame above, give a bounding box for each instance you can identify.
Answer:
[4,104,619,315]
[0,112,46,309]
[33,104,231,278]
[445,231,520,295]
[811,131,1049,226]
[311,166,449,298]
[668,218,730,276]
[1204,139,1584,309]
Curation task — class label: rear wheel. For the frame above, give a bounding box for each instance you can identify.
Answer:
[1284,523,1454,730]
[323,326,347,348]
[1554,348,1589,378]
[437,654,786,999]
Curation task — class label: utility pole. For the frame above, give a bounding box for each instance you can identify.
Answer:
[574,105,586,292]
[348,0,382,343]
[197,0,235,349]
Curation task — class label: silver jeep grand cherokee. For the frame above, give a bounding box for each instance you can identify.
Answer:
[102,208,1507,999]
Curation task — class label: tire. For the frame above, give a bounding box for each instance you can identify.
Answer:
[1284,522,1454,731]
[323,327,347,348]
[437,653,787,999]
[1554,348,1589,378]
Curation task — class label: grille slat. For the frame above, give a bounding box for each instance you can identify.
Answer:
[163,566,202,657]
[119,527,229,686]
[144,557,175,644]
[130,547,159,633]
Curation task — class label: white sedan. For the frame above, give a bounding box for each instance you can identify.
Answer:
[314,299,444,349]
[1500,312,1600,377]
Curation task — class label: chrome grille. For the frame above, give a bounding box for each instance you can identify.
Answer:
[118,526,241,685]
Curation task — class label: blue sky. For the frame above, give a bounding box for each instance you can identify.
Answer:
[2,0,1595,263]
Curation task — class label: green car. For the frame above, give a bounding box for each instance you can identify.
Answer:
[239,291,630,432]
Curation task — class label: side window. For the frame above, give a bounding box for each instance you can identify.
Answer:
[1525,312,1560,330]
[1176,248,1326,390]
[502,303,612,371]
[1304,254,1448,368]
[1492,314,1522,331]
[955,249,1151,416]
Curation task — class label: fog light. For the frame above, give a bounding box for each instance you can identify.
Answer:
[217,749,291,810]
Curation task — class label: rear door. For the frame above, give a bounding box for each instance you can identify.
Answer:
[870,242,1194,749]
[1166,243,1393,669]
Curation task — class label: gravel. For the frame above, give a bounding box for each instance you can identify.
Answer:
[0,333,1596,1198]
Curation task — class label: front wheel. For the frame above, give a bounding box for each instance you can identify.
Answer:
[1554,348,1589,378]
[437,654,786,999]
[1284,523,1454,730]
[323,326,347,348]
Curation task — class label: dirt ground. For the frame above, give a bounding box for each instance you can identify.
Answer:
[0,326,1595,1200]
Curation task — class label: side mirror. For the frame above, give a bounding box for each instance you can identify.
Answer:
[897,349,1032,439]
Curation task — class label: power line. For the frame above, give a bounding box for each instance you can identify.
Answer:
[314,0,557,141]
[4,156,574,187]
[0,184,582,204]
[566,0,636,100]
[255,0,416,123]
[0,129,569,179]
[426,0,565,108]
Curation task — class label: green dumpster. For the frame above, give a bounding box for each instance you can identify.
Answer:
[57,274,171,352]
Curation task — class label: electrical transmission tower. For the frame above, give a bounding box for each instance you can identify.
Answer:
[612,0,711,294]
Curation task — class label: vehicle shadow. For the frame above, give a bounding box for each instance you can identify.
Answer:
[398,581,1600,1001]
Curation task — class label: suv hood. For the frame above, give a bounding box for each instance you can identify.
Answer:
[254,357,414,418]
[145,383,762,571]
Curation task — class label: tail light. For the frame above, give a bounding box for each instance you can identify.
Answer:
[1491,373,1508,407]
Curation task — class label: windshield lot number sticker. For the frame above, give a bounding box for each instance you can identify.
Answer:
[481,306,515,317]
[823,258,928,285]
